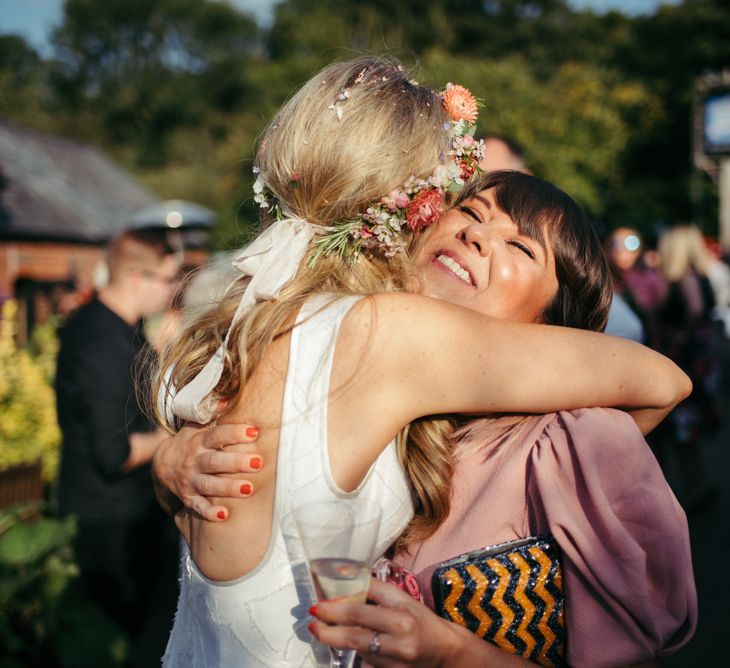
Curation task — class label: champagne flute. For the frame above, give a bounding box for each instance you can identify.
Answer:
[292,498,382,668]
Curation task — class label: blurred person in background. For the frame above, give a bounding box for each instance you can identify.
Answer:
[479,133,531,174]
[705,238,730,338]
[605,227,668,344]
[604,227,645,342]
[654,223,718,510]
[55,229,181,666]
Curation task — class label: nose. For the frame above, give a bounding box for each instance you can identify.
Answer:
[458,220,493,256]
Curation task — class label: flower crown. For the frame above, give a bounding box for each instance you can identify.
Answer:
[253,82,485,266]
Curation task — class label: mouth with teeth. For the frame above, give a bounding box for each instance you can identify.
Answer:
[435,254,473,286]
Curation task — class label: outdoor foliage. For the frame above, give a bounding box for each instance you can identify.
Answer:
[0,509,128,668]
[0,301,61,480]
[0,0,728,239]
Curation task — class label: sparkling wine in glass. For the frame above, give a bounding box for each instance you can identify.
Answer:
[293,498,382,668]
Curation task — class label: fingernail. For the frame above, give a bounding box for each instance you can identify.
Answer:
[250,456,262,470]
[246,426,259,438]
[217,510,226,520]
[308,604,318,616]
[240,483,253,496]
[308,621,315,634]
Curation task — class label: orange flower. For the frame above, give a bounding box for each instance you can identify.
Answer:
[442,83,478,124]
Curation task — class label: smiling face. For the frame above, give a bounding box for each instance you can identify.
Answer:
[413,188,559,324]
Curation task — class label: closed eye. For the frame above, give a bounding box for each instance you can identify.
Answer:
[458,205,482,224]
[509,240,536,259]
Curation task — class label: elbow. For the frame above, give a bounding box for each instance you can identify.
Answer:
[662,364,692,411]
[679,373,693,404]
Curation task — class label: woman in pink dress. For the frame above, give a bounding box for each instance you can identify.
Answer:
[305,174,696,667]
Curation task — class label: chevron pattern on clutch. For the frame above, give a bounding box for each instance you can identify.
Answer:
[432,535,566,667]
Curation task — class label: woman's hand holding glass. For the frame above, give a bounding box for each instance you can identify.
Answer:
[309,578,532,668]
[310,577,463,668]
[293,498,383,668]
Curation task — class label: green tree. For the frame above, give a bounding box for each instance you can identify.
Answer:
[0,35,50,126]
[421,53,660,219]
[49,0,260,163]
[610,0,730,231]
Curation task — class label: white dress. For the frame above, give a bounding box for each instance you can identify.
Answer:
[163,295,414,667]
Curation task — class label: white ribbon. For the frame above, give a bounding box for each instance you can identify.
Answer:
[172,216,316,423]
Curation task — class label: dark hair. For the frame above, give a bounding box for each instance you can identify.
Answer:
[455,170,612,332]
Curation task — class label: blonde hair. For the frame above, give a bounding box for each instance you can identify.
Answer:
[659,224,710,282]
[155,57,455,532]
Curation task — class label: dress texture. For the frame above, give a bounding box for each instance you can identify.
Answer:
[163,295,413,667]
[397,408,697,667]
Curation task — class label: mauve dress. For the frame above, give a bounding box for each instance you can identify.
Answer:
[396,408,697,667]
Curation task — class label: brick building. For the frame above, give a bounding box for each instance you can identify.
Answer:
[0,120,210,340]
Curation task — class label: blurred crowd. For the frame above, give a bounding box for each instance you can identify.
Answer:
[605,222,728,510]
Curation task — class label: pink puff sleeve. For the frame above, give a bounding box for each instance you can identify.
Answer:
[527,408,697,668]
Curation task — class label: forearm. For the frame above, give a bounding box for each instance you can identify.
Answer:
[442,624,529,667]
[611,337,692,435]
[626,405,679,436]
[372,295,692,420]
[475,325,692,417]
[124,428,167,471]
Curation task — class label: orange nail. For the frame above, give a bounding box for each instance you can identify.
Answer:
[250,457,262,470]
[308,621,315,634]
[309,604,318,616]
[246,426,259,438]
[217,510,226,520]
[240,483,252,496]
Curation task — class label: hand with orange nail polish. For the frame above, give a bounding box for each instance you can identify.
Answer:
[152,420,264,522]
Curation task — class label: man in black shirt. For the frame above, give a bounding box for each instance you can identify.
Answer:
[56,229,181,665]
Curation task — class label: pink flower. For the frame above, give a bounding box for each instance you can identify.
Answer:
[291,170,301,181]
[442,84,478,124]
[395,192,410,209]
[406,188,444,232]
[461,134,475,148]
[359,226,375,238]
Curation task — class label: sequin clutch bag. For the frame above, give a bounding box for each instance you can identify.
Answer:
[431,535,566,667]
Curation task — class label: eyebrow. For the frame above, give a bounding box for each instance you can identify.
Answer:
[472,191,550,263]
[472,194,492,211]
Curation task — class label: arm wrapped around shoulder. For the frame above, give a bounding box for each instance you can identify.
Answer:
[527,408,697,668]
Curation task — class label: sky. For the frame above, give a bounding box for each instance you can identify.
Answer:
[1,0,682,55]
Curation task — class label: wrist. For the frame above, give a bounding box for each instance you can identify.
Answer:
[438,619,468,667]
